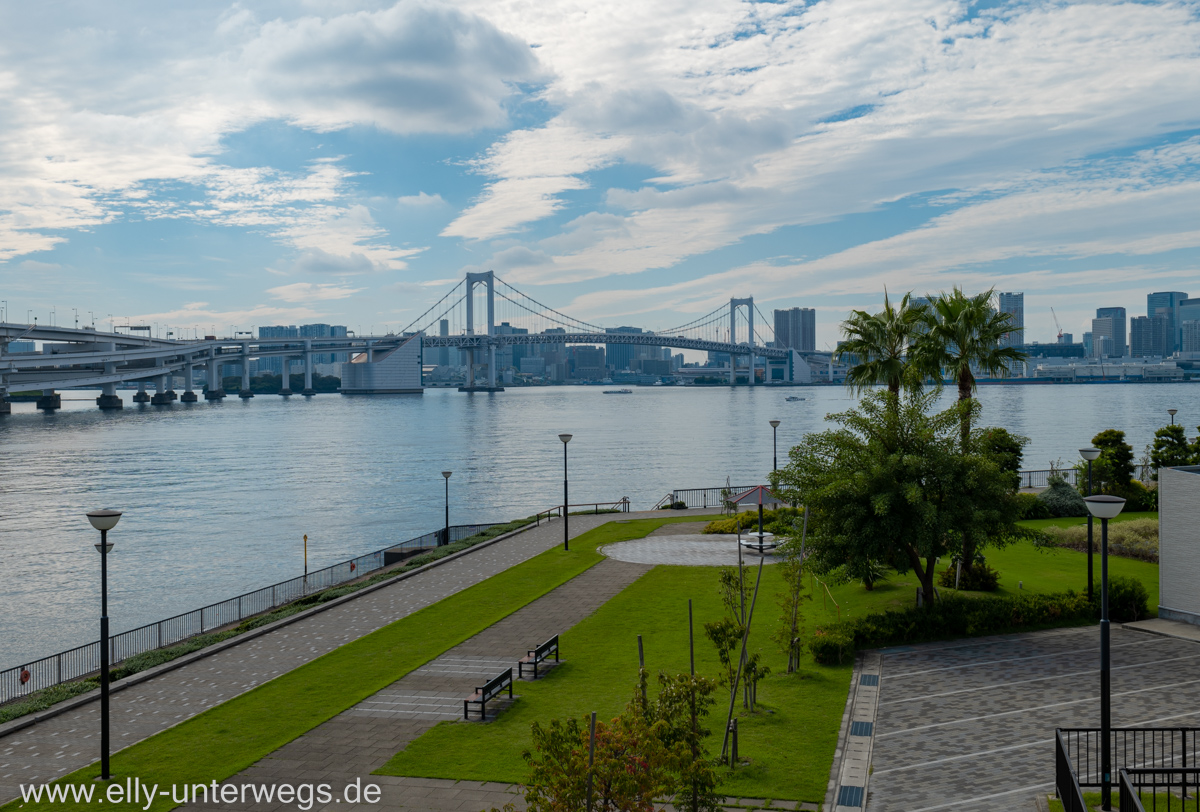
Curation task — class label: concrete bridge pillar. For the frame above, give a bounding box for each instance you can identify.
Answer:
[279,357,292,395]
[205,355,225,400]
[133,381,150,403]
[151,371,171,405]
[488,342,497,388]
[239,354,254,398]
[36,389,61,410]
[97,346,123,408]
[181,362,197,402]
[302,342,315,395]
[0,377,10,415]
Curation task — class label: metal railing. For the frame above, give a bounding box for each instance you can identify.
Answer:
[1,522,497,705]
[1120,767,1200,811]
[532,499,631,524]
[1057,729,1090,812]
[657,486,758,510]
[1059,728,1200,787]
[1021,469,1080,489]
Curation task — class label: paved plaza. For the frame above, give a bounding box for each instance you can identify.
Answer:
[602,534,780,567]
[861,624,1200,811]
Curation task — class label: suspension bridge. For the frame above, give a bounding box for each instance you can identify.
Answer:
[0,272,822,410]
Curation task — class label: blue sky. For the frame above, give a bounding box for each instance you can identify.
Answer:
[2,0,1199,350]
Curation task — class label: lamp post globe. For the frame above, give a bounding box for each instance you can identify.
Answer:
[1079,447,1101,600]
[769,420,781,472]
[441,471,452,546]
[1084,493,1126,811]
[1168,408,1177,425]
[86,509,121,781]
[559,434,572,551]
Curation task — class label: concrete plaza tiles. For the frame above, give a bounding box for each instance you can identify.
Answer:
[0,512,636,806]
[864,624,1200,812]
[603,534,781,567]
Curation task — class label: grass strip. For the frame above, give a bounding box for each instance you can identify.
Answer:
[3,515,713,812]
[380,564,851,803]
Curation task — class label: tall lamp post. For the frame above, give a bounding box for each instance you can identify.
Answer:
[769,420,781,471]
[442,471,452,546]
[1084,494,1125,811]
[559,433,573,551]
[1168,408,1177,425]
[1080,448,1101,601]
[86,509,122,781]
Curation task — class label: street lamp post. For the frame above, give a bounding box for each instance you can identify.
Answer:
[559,434,573,551]
[1168,408,1177,425]
[1084,494,1126,811]
[442,471,452,546]
[86,509,122,781]
[769,420,780,471]
[1080,448,1101,601]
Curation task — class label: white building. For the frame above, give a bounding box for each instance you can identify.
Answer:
[1158,466,1200,626]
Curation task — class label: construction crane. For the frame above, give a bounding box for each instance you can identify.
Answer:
[1050,307,1063,342]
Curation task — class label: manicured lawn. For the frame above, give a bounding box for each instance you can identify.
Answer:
[803,515,1160,625]
[2,515,715,812]
[1020,511,1158,531]
[379,563,851,804]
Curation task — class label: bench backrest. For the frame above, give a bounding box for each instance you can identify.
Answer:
[535,634,559,660]
[481,668,512,701]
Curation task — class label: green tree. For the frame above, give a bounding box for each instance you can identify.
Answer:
[979,427,1026,475]
[1192,427,1200,465]
[770,391,1026,605]
[1085,429,1136,492]
[1150,424,1193,478]
[835,290,929,398]
[914,287,1027,447]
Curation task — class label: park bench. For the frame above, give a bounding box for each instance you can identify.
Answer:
[463,668,513,720]
[518,634,560,679]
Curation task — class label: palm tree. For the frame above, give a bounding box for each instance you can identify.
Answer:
[915,288,1027,444]
[836,290,929,399]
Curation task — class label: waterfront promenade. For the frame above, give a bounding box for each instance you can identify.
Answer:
[0,512,644,806]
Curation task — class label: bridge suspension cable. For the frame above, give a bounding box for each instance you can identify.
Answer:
[658,303,730,335]
[399,281,465,335]
[494,277,609,334]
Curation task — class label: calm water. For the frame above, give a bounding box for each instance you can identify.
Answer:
[1,382,1196,666]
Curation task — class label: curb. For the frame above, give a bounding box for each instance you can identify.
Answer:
[825,649,882,812]
[0,517,553,741]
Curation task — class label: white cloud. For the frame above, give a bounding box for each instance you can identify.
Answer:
[267,281,364,302]
[397,192,447,207]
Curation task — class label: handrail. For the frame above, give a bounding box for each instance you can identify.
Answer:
[1118,769,1146,812]
[1057,729,1090,812]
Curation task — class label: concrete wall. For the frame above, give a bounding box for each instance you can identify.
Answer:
[339,335,423,394]
[1159,466,1200,625]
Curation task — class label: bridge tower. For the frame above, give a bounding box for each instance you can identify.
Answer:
[729,297,756,387]
[464,271,500,390]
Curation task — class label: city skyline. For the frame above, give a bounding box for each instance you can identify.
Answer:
[2,1,1200,352]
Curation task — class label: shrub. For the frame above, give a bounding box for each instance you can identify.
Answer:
[1038,475,1088,517]
[937,563,1000,592]
[1015,492,1052,520]
[1105,575,1150,622]
[701,507,802,535]
[1112,479,1156,512]
[809,627,854,665]
[1041,519,1159,563]
[809,591,1096,662]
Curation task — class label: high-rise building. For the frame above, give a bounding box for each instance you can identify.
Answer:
[438,319,451,366]
[1130,315,1170,358]
[1059,332,1074,345]
[996,292,1024,347]
[258,325,299,374]
[1148,292,1189,352]
[570,346,606,379]
[1095,308,1127,356]
[298,323,349,364]
[1179,299,1200,344]
[1182,321,1200,353]
[604,327,642,371]
[494,322,528,370]
[1083,332,1093,356]
[773,308,816,351]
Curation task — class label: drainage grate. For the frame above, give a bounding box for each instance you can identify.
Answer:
[837,785,864,807]
[859,674,879,686]
[849,721,874,736]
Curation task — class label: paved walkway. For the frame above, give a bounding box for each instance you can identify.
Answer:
[603,535,780,567]
[0,512,649,805]
[861,625,1200,811]
[181,558,654,811]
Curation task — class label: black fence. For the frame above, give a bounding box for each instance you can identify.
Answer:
[1057,730,1090,812]
[1120,767,1200,811]
[0,522,496,705]
[656,487,759,510]
[1059,728,1200,787]
[1020,469,1080,489]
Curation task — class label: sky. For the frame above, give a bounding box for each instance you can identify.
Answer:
[2,0,1199,351]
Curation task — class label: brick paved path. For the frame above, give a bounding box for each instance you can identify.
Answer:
[0,512,648,804]
[180,558,653,811]
[865,625,1200,812]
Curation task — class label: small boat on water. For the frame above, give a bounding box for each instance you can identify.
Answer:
[785,396,805,402]
[603,389,633,394]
